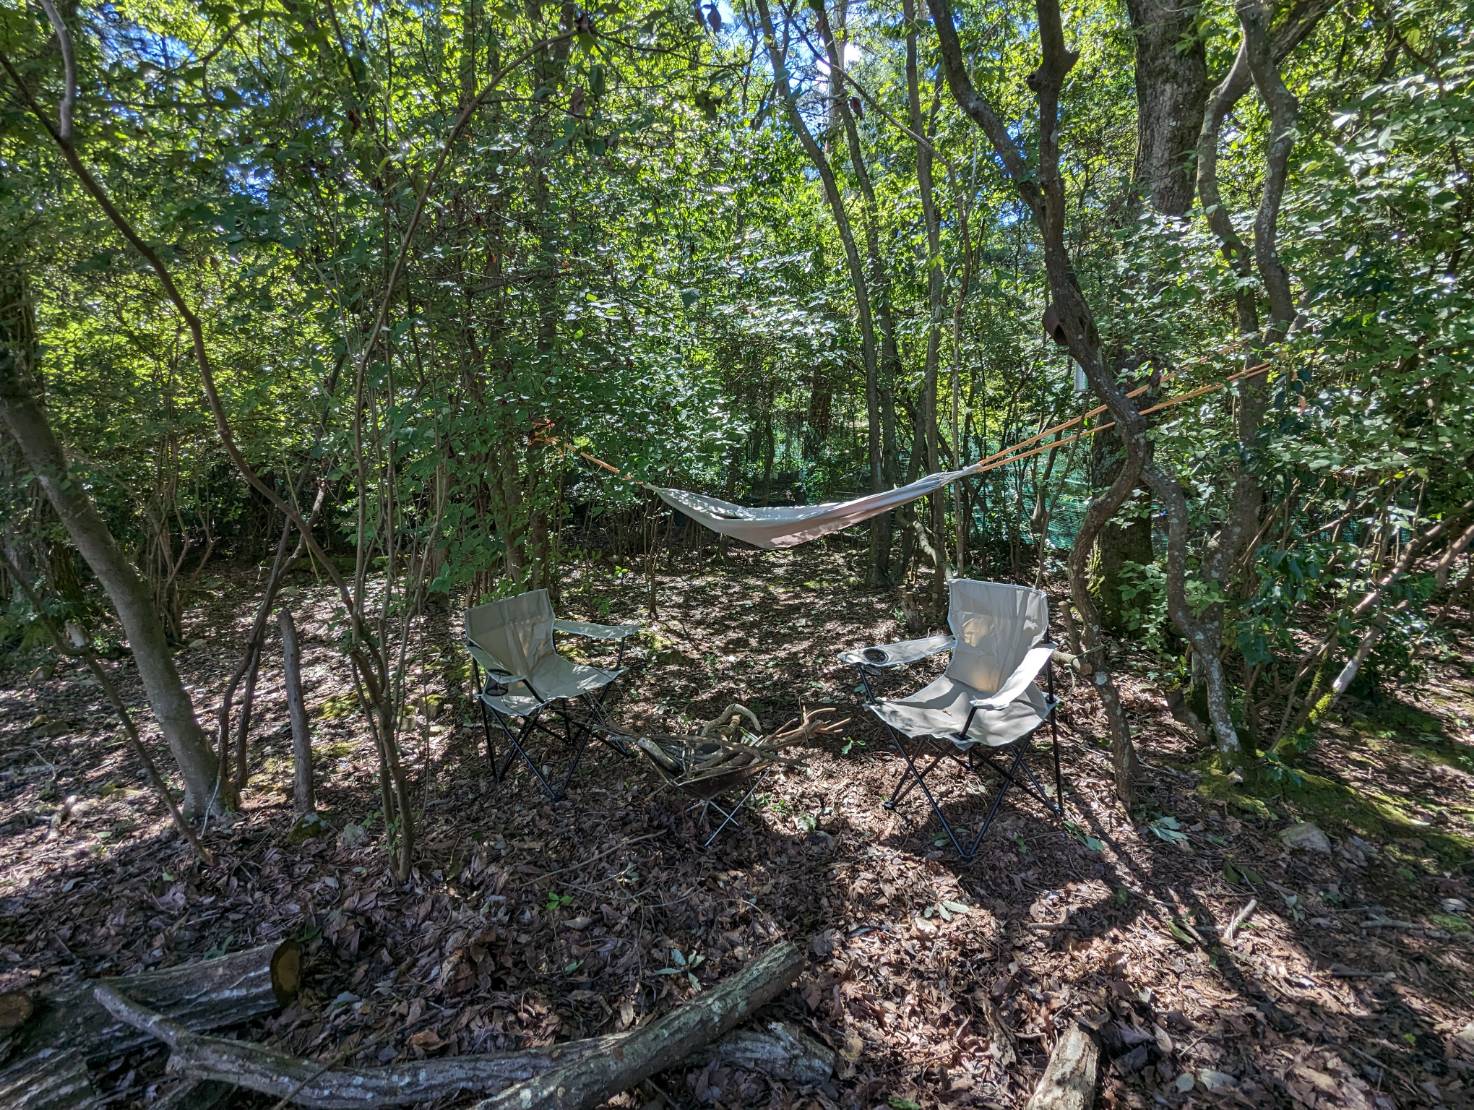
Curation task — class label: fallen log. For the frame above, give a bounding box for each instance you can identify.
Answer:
[707,1020,836,1087]
[8,940,300,1065]
[95,942,819,1108]
[474,940,803,1110]
[95,984,612,1107]
[1024,1024,1099,1110]
[0,1047,106,1110]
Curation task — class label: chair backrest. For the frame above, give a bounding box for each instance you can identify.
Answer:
[465,588,556,677]
[945,579,1049,695]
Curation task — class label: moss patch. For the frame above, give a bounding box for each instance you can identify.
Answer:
[316,692,358,721]
[1276,767,1473,869]
[1353,700,1474,773]
[1194,765,1277,821]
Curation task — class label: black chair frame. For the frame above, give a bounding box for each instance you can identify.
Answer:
[471,637,631,802]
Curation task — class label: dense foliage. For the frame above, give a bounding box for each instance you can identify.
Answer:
[2,0,1471,853]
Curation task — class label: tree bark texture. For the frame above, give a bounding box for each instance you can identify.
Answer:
[0,1048,105,1110]
[279,608,316,815]
[94,944,816,1109]
[1125,0,1207,215]
[474,940,803,1109]
[1023,1024,1099,1110]
[6,941,300,1066]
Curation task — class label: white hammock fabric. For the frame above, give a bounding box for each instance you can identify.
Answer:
[651,464,980,550]
[569,363,1269,550]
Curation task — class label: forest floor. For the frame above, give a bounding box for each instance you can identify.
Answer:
[2,542,1472,1108]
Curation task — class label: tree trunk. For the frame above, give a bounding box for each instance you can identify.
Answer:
[5,942,300,1067]
[927,0,1162,792]
[0,266,220,817]
[1125,0,1207,215]
[279,608,316,816]
[474,941,802,1110]
[815,0,903,584]
[753,0,887,583]
[1088,430,1153,633]
[904,0,949,612]
[1091,2,1206,626]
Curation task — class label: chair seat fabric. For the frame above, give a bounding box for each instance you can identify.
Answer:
[482,654,621,716]
[870,675,1054,749]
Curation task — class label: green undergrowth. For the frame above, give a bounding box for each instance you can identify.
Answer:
[1351,700,1474,776]
[1193,750,1473,872]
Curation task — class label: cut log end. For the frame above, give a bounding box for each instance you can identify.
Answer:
[9,940,297,1066]
[0,989,35,1031]
[270,940,303,1005]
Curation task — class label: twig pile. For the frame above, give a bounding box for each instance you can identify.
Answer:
[625,705,847,799]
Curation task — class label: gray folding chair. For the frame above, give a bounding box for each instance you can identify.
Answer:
[841,579,1066,861]
[465,589,637,801]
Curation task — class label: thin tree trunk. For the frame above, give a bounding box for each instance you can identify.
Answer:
[0,546,210,860]
[0,262,220,816]
[753,0,887,582]
[279,608,316,816]
[904,0,949,612]
[927,0,1161,787]
[814,0,902,582]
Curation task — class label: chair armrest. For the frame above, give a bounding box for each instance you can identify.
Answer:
[839,633,954,670]
[969,643,1055,711]
[553,618,639,641]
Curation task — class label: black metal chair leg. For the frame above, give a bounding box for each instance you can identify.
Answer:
[584,696,632,758]
[960,745,1028,860]
[493,710,566,801]
[880,725,942,807]
[885,746,947,810]
[472,662,500,782]
[699,771,766,849]
[1048,661,1065,819]
[555,714,594,798]
[1017,750,1062,817]
[883,725,1059,861]
[1050,709,1065,820]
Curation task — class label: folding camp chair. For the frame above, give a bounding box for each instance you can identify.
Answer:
[840,579,1066,862]
[465,589,637,801]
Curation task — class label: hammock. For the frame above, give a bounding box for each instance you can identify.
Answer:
[652,466,978,549]
[561,362,1270,550]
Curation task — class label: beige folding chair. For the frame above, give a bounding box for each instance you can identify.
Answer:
[465,589,636,800]
[841,579,1066,861]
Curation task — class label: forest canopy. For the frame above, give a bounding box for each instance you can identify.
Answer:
[2,0,1472,828]
[2,0,1473,1103]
